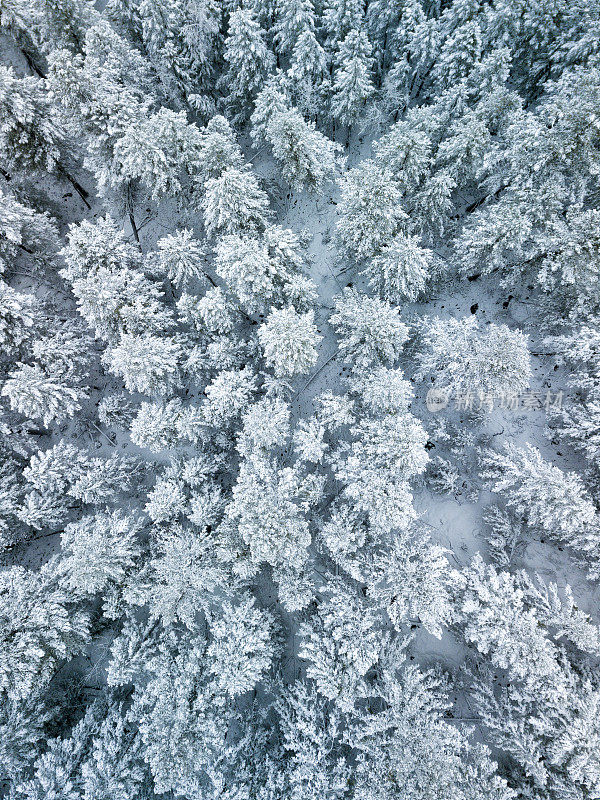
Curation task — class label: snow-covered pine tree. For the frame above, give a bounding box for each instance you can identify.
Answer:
[0,564,89,700]
[202,366,257,428]
[258,306,321,377]
[105,333,181,396]
[148,228,207,290]
[109,0,221,114]
[206,595,275,697]
[80,702,150,800]
[330,288,409,372]
[366,523,454,639]
[126,521,226,626]
[336,160,406,261]
[60,511,143,596]
[226,455,311,577]
[321,0,364,52]
[213,235,275,313]
[0,190,60,274]
[130,398,188,451]
[331,29,375,127]
[272,0,315,55]
[0,281,43,359]
[29,0,99,53]
[349,661,515,800]
[365,232,434,302]
[287,27,329,116]
[298,579,384,710]
[265,107,342,192]
[250,75,290,147]
[221,8,275,122]
[1,364,86,426]
[416,315,531,399]
[481,442,600,579]
[202,165,270,237]
[61,216,174,342]
[0,66,65,175]
[373,116,433,189]
[195,114,244,181]
[275,678,350,800]
[114,107,204,203]
[46,23,153,205]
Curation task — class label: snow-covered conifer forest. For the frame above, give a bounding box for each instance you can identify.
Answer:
[2,0,600,797]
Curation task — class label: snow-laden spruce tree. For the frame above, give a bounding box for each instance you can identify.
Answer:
[0,691,52,788]
[453,65,600,317]
[380,2,430,111]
